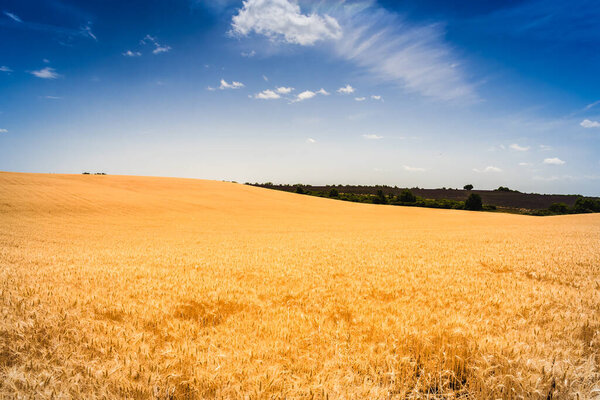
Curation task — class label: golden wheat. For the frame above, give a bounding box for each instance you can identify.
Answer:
[1,172,599,399]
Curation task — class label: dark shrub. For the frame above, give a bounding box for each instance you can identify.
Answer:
[495,186,511,192]
[295,186,306,194]
[328,188,339,198]
[548,203,569,214]
[465,193,483,210]
[398,189,416,203]
[373,189,388,204]
[463,184,473,190]
[574,197,600,213]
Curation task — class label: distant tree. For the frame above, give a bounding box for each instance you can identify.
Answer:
[295,186,306,195]
[465,193,483,210]
[398,189,417,203]
[328,188,339,198]
[574,197,600,213]
[373,189,388,204]
[463,184,473,191]
[548,203,569,214]
[495,186,511,192]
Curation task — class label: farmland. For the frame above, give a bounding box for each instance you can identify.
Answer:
[1,172,599,399]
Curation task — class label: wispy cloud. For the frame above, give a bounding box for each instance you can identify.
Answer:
[241,50,256,57]
[231,0,342,46]
[3,11,22,23]
[331,2,475,101]
[539,144,552,151]
[509,143,530,151]
[363,134,382,139]
[45,96,62,100]
[306,137,316,143]
[0,128,7,133]
[337,84,355,94]
[141,35,171,54]
[262,75,269,81]
[31,67,60,79]
[371,95,382,101]
[403,165,426,172]
[81,24,97,41]
[123,50,142,57]
[473,166,502,173]
[580,119,600,128]
[519,162,532,166]
[219,79,245,89]
[543,157,565,165]
[0,66,12,73]
[355,97,366,101]
[255,89,280,99]
[583,100,600,111]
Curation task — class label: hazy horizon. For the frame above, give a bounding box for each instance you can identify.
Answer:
[1,0,599,196]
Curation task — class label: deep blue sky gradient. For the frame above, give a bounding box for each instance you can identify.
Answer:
[1,0,599,194]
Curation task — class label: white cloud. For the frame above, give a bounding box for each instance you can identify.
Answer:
[403,165,426,172]
[141,35,171,55]
[45,96,62,99]
[371,95,382,100]
[207,86,216,91]
[355,97,366,101]
[306,137,316,143]
[363,134,382,139]
[0,66,12,73]
[518,162,532,166]
[543,157,565,165]
[3,11,22,23]
[293,88,329,102]
[0,128,7,133]
[241,50,256,57]
[153,45,171,54]
[509,143,530,151]
[473,166,502,173]
[539,144,552,151]
[255,89,281,99]
[219,79,245,89]
[295,90,316,101]
[123,50,142,57]
[580,119,600,128]
[276,86,294,94]
[231,0,342,46]
[337,84,355,94]
[31,67,59,79]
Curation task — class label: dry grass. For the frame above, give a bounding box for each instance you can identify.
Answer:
[1,171,599,399]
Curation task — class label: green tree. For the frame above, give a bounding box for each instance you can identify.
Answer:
[463,184,473,190]
[398,189,416,203]
[464,193,483,210]
[328,188,339,198]
[373,189,388,204]
[295,186,305,195]
[548,203,568,214]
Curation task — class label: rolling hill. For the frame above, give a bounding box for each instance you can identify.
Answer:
[1,172,599,399]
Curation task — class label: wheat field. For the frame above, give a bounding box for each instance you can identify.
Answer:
[1,172,599,399]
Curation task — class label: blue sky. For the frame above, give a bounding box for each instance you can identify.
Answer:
[1,0,599,195]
